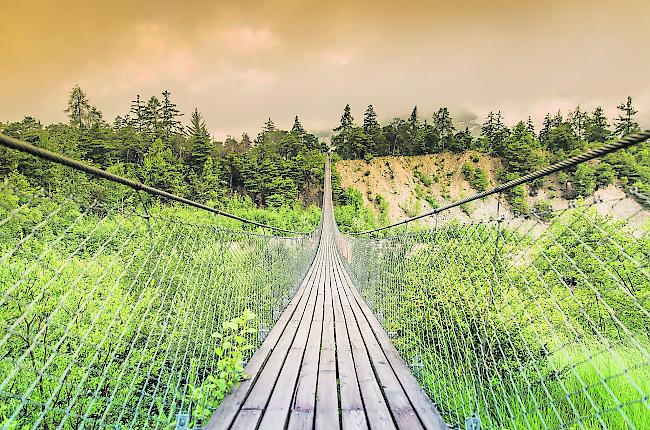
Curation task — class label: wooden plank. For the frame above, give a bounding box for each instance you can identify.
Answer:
[334,258,395,430]
[206,249,323,430]
[315,240,340,430]
[332,257,368,430]
[256,250,325,429]
[336,255,447,430]
[287,242,327,430]
[334,256,422,430]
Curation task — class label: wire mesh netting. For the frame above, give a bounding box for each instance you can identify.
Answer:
[337,193,650,429]
[0,181,319,429]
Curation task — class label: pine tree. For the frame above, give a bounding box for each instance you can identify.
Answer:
[263,118,276,132]
[481,112,495,140]
[585,107,610,142]
[113,115,130,130]
[363,105,380,134]
[568,106,588,141]
[539,113,554,146]
[614,96,641,137]
[129,95,145,132]
[408,106,419,133]
[86,106,104,130]
[526,116,536,137]
[160,90,183,140]
[187,108,213,170]
[334,104,354,131]
[65,85,90,129]
[241,133,253,151]
[291,116,305,134]
[144,96,162,137]
[433,107,455,151]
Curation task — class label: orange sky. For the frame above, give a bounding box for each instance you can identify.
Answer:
[1,0,649,138]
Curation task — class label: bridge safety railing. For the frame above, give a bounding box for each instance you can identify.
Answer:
[334,131,650,429]
[0,134,320,429]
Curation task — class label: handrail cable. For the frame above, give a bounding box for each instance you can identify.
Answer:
[0,133,308,235]
[349,129,650,235]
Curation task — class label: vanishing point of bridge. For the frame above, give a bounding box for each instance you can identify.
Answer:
[207,160,446,429]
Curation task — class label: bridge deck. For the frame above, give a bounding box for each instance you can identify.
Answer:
[207,160,445,430]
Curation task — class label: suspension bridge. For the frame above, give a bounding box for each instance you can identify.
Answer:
[0,131,649,430]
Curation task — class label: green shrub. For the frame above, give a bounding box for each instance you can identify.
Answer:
[532,200,553,222]
[424,194,440,209]
[415,184,425,199]
[573,163,596,197]
[190,310,257,425]
[400,196,422,217]
[462,163,488,192]
[414,170,433,187]
[375,194,390,225]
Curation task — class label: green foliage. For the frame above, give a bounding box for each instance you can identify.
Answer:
[0,178,319,428]
[400,196,422,218]
[532,200,554,222]
[424,194,440,209]
[461,163,488,192]
[508,184,528,214]
[189,310,257,425]
[334,188,377,233]
[414,170,433,187]
[572,163,596,197]
[346,208,650,429]
[331,99,647,208]
[374,194,390,225]
[2,87,326,212]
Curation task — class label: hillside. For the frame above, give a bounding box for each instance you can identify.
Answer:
[335,152,649,231]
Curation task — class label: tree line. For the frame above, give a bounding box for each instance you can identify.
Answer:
[1,86,326,209]
[332,99,649,209]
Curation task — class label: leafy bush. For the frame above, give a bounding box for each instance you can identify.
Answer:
[424,194,440,209]
[190,310,257,425]
[400,196,422,217]
[375,194,390,225]
[532,200,553,222]
[572,163,596,197]
[462,163,488,192]
[414,170,432,187]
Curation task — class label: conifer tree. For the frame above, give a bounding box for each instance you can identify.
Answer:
[187,108,212,170]
[129,95,145,132]
[568,106,588,141]
[433,107,455,151]
[526,116,536,137]
[65,85,90,129]
[614,96,641,137]
[363,105,380,134]
[144,96,162,137]
[291,116,305,134]
[585,106,610,142]
[263,118,276,132]
[160,90,183,140]
[334,104,354,131]
[539,113,553,146]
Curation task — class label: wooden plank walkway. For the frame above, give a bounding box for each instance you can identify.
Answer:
[206,160,446,430]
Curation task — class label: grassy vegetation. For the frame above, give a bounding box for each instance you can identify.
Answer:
[0,177,319,428]
[343,207,650,429]
[414,170,433,187]
[462,162,489,192]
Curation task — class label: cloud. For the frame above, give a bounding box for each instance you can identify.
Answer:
[221,26,280,52]
[321,49,356,66]
[237,68,277,87]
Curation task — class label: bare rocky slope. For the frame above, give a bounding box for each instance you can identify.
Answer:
[335,152,649,232]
